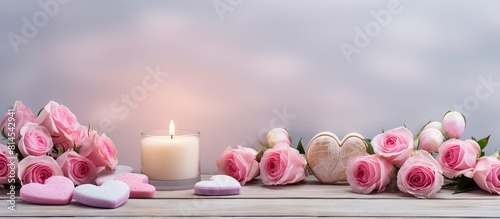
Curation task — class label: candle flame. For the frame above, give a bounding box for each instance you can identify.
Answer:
[169,120,175,138]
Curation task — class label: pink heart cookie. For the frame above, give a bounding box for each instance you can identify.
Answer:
[94,165,134,185]
[73,180,130,209]
[114,173,155,198]
[20,176,74,205]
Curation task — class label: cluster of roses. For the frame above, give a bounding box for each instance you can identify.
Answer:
[347,111,499,198]
[0,101,118,186]
[216,128,307,185]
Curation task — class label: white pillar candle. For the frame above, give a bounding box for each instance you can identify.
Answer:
[141,121,200,181]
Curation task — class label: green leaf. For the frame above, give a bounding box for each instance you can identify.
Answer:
[454,176,479,194]
[476,135,490,150]
[365,138,375,155]
[471,136,477,142]
[262,145,270,151]
[297,137,305,154]
[381,127,385,133]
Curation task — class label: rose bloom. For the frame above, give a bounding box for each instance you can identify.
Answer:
[57,150,98,185]
[473,156,500,194]
[70,125,98,156]
[18,122,54,157]
[17,155,63,185]
[259,143,307,185]
[86,133,118,171]
[266,128,291,148]
[35,101,80,147]
[0,101,35,142]
[0,144,18,184]
[397,150,444,199]
[442,111,466,139]
[419,128,445,153]
[346,154,394,194]
[371,126,414,167]
[436,139,480,179]
[216,145,259,185]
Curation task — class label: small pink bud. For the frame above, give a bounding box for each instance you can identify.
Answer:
[442,111,466,139]
[419,128,445,153]
[266,128,291,148]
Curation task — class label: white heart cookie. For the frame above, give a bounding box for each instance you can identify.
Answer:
[194,175,241,196]
[306,132,368,184]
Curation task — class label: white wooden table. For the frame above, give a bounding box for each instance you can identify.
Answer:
[1,175,500,218]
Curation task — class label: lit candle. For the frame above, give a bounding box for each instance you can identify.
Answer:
[141,120,200,181]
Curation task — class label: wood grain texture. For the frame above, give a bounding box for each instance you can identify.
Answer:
[1,176,499,217]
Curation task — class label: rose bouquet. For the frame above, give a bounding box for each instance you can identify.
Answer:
[0,100,118,187]
[347,110,498,198]
[216,128,308,186]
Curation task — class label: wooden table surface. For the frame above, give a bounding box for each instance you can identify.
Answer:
[1,175,500,218]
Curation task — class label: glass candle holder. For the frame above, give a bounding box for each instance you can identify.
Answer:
[141,130,200,190]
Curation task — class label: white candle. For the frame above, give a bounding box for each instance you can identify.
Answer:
[141,121,200,181]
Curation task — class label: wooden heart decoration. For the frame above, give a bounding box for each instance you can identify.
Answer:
[306,132,368,184]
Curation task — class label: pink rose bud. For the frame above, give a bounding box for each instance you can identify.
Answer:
[436,139,480,179]
[0,100,36,142]
[397,150,444,199]
[346,154,394,194]
[266,128,291,148]
[216,145,260,185]
[473,156,500,194]
[17,155,63,185]
[442,111,466,139]
[423,121,444,134]
[259,143,307,185]
[18,122,54,157]
[70,125,98,156]
[0,144,18,184]
[57,150,98,185]
[371,126,414,167]
[419,128,445,153]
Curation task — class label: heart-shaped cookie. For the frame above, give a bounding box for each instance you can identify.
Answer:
[114,173,155,198]
[194,175,241,196]
[73,180,130,209]
[94,165,134,186]
[306,132,368,184]
[20,176,74,205]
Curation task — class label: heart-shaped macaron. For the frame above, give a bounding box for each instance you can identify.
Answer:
[94,165,134,186]
[73,180,130,209]
[20,176,74,205]
[194,175,241,196]
[306,132,368,184]
[114,173,155,198]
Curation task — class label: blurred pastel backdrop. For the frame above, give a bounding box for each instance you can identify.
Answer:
[1,0,500,174]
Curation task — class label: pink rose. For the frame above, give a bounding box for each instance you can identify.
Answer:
[259,143,307,185]
[35,101,79,148]
[216,145,259,185]
[371,126,413,167]
[0,101,35,142]
[86,133,118,171]
[442,111,466,139]
[419,128,445,153]
[70,126,97,156]
[17,155,63,185]
[266,128,291,148]
[0,144,18,184]
[346,154,394,194]
[473,156,500,194]
[397,150,444,198]
[18,122,54,157]
[57,150,98,185]
[436,139,480,178]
